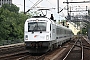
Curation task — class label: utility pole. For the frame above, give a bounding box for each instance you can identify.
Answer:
[24,0,25,14]
[67,0,69,19]
[57,0,65,13]
[86,6,88,23]
[57,0,59,13]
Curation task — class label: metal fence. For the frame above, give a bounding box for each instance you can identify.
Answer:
[0,39,24,46]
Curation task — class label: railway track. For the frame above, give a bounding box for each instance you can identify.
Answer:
[83,36,90,60]
[62,38,83,60]
[0,39,73,60]
[1,36,90,60]
[62,36,90,60]
[15,53,46,60]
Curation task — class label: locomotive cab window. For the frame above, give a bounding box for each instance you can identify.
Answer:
[28,22,46,32]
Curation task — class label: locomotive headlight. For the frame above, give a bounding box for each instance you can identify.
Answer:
[46,35,49,40]
[25,35,28,40]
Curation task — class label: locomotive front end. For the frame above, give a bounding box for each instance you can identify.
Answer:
[24,17,51,53]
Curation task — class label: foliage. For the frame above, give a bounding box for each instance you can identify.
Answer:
[0,4,29,40]
[77,26,88,35]
[2,4,19,13]
[82,28,88,35]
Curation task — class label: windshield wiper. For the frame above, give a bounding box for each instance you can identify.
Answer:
[40,28,42,33]
[31,28,34,34]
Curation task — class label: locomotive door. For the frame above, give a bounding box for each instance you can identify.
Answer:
[51,24,56,40]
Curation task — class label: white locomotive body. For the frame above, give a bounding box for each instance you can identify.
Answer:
[24,16,73,53]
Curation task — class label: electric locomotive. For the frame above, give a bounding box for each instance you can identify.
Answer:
[24,16,73,53]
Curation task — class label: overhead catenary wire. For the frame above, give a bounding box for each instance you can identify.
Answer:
[46,0,56,8]
[31,0,43,8]
[28,0,42,10]
[25,0,43,14]
[28,0,34,4]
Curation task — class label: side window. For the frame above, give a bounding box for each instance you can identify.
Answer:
[56,28,60,35]
[60,28,62,34]
[53,29,55,33]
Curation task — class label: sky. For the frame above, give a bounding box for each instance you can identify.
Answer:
[12,0,90,21]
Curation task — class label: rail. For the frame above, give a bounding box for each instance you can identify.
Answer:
[81,40,83,60]
[15,54,45,60]
[63,38,84,60]
[63,39,78,60]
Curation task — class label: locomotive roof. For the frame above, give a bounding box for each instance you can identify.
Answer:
[26,17,51,22]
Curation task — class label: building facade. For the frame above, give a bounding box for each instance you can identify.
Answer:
[0,0,12,7]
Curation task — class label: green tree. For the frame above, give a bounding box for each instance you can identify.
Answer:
[0,4,28,40]
[2,4,19,13]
